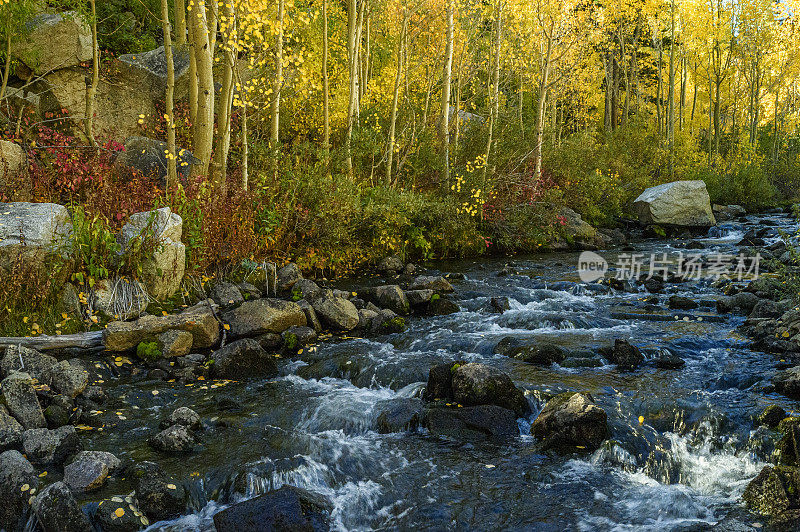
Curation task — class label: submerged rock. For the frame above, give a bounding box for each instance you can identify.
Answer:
[212,485,332,532]
[423,404,519,443]
[531,392,609,453]
[149,424,196,453]
[375,398,423,433]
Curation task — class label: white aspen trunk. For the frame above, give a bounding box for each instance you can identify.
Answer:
[189,0,215,177]
[439,0,454,186]
[385,9,407,187]
[270,0,285,176]
[161,0,178,189]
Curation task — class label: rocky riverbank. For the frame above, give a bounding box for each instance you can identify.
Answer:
[1,184,800,530]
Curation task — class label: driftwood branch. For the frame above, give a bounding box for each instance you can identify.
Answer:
[0,331,104,352]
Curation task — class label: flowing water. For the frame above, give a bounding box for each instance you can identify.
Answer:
[77,212,799,531]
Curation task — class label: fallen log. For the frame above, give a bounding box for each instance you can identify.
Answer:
[0,331,104,352]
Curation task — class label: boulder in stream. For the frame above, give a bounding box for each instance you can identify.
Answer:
[130,461,186,521]
[149,424,196,453]
[212,485,333,532]
[2,371,46,429]
[742,465,800,523]
[633,180,716,227]
[211,339,278,380]
[451,362,530,416]
[104,300,220,351]
[359,285,410,315]
[531,392,609,453]
[774,366,800,400]
[604,339,644,370]
[0,405,23,451]
[311,294,359,331]
[95,495,150,530]
[22,425,81,465]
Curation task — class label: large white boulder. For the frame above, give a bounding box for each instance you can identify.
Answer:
[118,207,185,300]
[0,202,72,273]
[633,180,716,227]
[12,12,92,75]
[37,68,157,141]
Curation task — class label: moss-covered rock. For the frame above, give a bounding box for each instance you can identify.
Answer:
[743,465,800,521]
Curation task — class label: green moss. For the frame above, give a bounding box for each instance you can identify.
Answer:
[284,333,299,351]
[380,316,407,333]
[136,341,162,362]
[451,362,462,373]
[431,294,440,301]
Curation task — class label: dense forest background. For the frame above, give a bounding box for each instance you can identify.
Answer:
[2,0,800,282]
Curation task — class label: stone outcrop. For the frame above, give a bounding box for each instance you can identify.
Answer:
[0,202,72,275]
[118,207,186,300]
[37,67,157,140]
[12,12,92,75]
[633,180,716,227]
